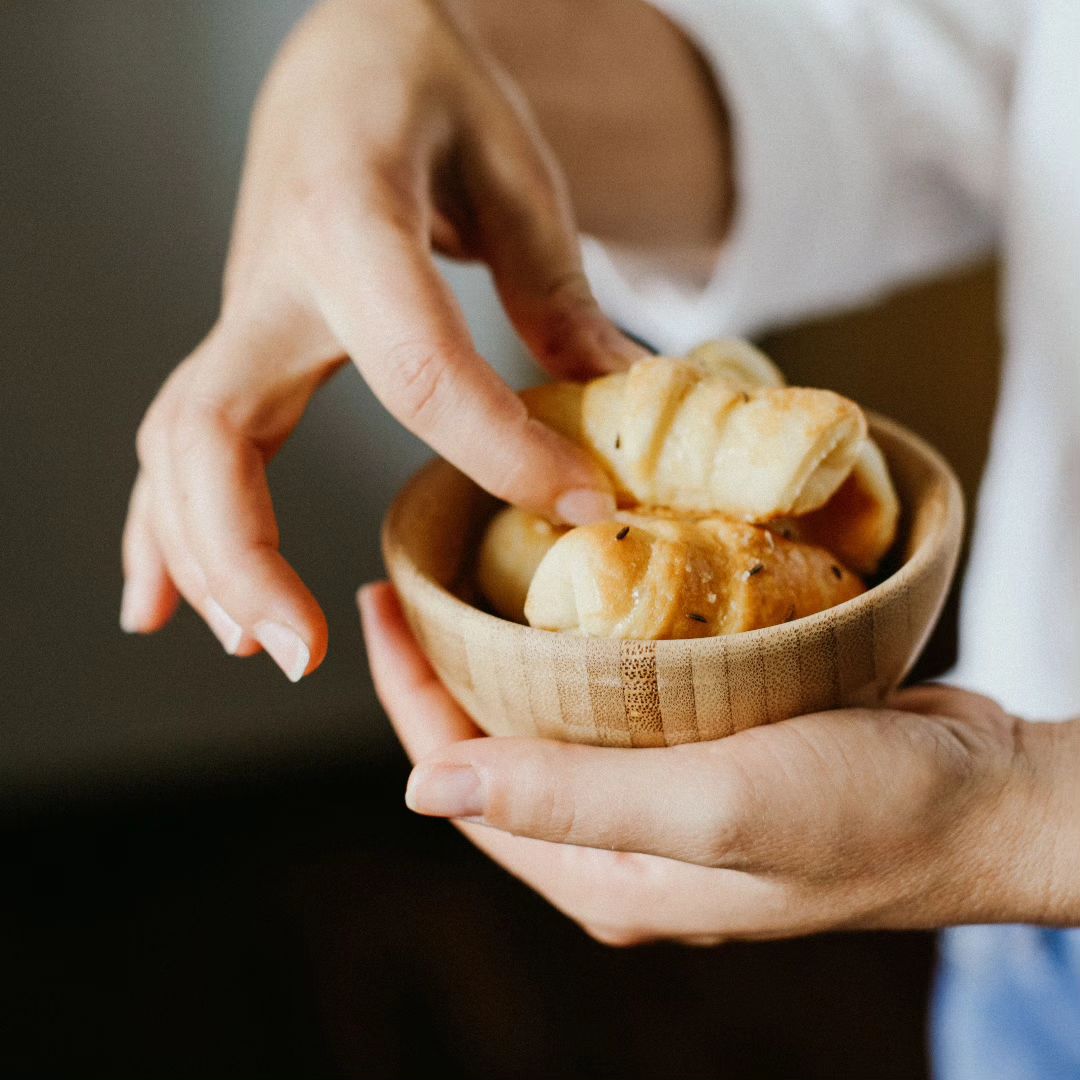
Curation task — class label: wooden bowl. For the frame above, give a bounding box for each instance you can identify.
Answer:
[382,415,964,746]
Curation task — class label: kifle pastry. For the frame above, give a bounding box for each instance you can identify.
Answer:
[475,339,899,640]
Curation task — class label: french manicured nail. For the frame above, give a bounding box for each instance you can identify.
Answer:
[406,764,484,819]
[356,582,379,614]
[205,598,243,655]
[555,488,616,526]
[254,620,309,683]
[120,578,152,633]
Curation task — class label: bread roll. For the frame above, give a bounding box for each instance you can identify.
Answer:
[476,506,567,623]
[522,356,866,521]
[686,339,900,573]
[685,338,786,390]
[773,438,901,575]
[525,512,865,639]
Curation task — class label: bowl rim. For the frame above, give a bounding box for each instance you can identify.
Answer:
[383,411,965,651]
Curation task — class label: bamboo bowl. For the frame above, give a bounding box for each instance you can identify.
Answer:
[382,415,964,746]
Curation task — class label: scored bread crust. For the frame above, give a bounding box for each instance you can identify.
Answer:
[684,337,787,390]
[474,342,900,639]
[524,512,865,640]
[522,357,866,521]
[690,343,898,573]
[773,438,901,576]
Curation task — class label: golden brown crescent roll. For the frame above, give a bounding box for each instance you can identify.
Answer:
[686,339,900,573]
[521,356,866,521]
[773,438,901,576]
[524,512,865,639]
[476,506,567,623]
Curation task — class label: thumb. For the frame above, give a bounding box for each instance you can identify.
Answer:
[404,737,746,868]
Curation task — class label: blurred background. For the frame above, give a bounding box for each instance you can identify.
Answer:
[2,2,1000,1077]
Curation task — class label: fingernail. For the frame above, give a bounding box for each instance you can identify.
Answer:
[254,620,310,683]
[405,764,484,819]
[120,578,151,633]
[596,323,651,369]
[555,488,616,526]
[205,598,243,655]
[356,582,378,613]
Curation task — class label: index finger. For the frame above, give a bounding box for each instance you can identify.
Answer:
[311,210,616,525]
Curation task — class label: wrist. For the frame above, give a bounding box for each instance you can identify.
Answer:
[1006,719,1080,924]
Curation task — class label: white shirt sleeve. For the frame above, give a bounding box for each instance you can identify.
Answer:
[582,0,1028,353]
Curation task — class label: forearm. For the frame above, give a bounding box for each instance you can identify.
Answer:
[456,0,732,250]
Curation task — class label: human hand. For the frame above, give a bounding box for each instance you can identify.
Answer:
[360,581,1070,945]
[121,0,644,678]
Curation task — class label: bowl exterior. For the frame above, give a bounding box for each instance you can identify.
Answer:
[383,415,964,746]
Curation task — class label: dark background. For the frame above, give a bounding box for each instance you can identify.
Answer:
[2,2,1000,1076]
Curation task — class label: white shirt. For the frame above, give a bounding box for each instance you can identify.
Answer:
[583,0,1080,721]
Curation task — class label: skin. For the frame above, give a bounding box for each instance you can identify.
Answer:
[120,0,729,679]
[361,582,1080,943]
[459,0,734,251]
[124,0,1080,938]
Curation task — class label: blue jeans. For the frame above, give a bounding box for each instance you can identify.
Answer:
[934,926,1080,1078]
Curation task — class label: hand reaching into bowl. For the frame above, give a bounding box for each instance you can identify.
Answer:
[360,582,1080,943]
[119,0,682,678]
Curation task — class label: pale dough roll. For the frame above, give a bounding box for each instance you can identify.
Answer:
[524,512,865,639]
[774,438,901,576]
[685,338,787,390]
[475,506,567,623]
[521,356,867,521]
[686,339,899,573]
